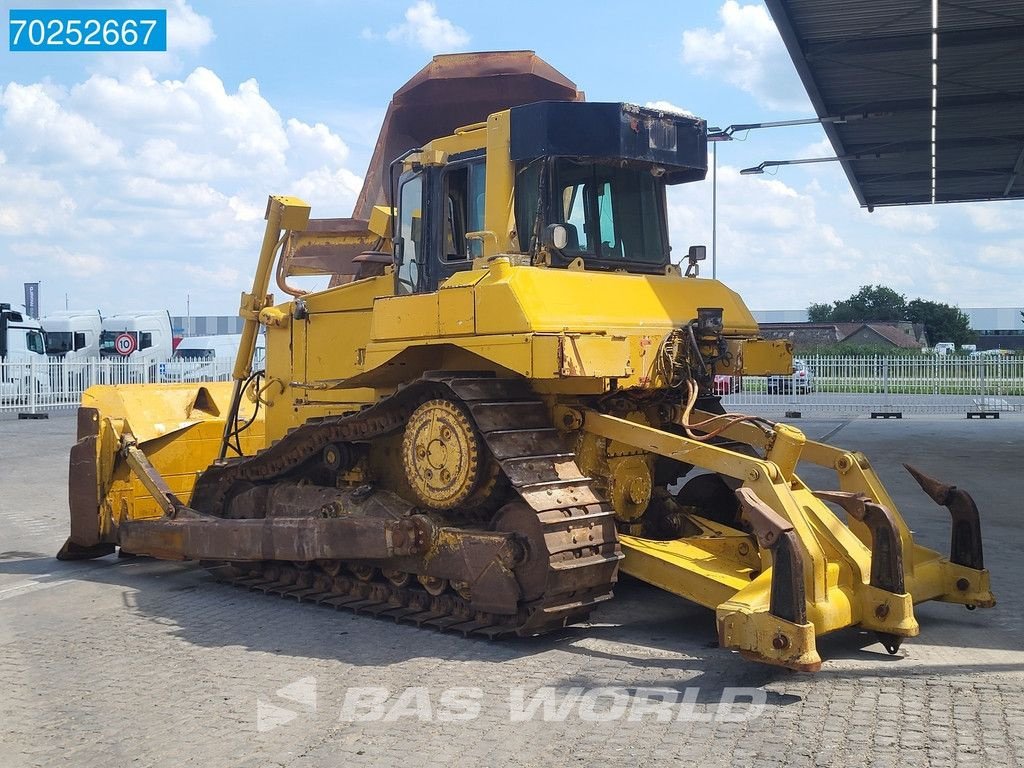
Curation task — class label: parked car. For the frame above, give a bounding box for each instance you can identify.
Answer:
[767,358,815,395]
[712,374,742,395]
[969,348,1013,358]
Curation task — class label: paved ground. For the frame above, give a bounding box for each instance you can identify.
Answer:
[1,412,1021,768]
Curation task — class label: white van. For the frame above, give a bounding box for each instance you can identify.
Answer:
[160,334,265,382]
[933,342,956,355]
[1,302,51,403]
[100,310,174,363]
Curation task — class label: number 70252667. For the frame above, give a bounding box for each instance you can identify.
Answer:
[9,9,167,52]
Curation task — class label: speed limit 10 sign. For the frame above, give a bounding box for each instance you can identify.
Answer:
[114,333,137,356]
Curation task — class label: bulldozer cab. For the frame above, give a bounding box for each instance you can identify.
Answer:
[392,101,708,294]
[394,153,486,294]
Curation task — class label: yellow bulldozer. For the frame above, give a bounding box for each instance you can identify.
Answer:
[59,52,993,671]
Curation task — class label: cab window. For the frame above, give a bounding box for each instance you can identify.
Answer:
[26,330,44,354]
[441,160,486,261]
[396,173,423,294]
[562,185,589,252]
[468,162,485,257]
[139,332,153,350]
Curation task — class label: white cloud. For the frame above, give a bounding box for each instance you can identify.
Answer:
[286,119,351,167]
[681,1,808,111]
[1,82,122,166]
[0,64,365,314]
[0,165,77,236]
[644,101,695,117]
[666,163,859,303]
[88,1,215,76]
[15,244,107,278]
[384,2,470,53]
[290,167,364,215]
[962,203,1017,233]
[977,243,1024,269]
[797,138,835,158]
[69,68,290,171]
[165,0,216,53]
[865,207,938,234]
[666,159,1021,309]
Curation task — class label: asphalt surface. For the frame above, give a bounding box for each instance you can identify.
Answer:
[0,411,1021,767]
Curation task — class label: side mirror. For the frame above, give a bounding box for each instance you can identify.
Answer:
[684,244,707,277]
[542,223,569,250]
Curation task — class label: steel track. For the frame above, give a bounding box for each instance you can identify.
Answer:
[195,374,623,636]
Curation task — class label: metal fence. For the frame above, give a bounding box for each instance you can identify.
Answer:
[723,354,1024,414]
[0,356,237,415]
[2,354,1022,417]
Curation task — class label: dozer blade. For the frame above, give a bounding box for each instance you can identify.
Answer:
[585,410,995,671]
[59,382,265,560]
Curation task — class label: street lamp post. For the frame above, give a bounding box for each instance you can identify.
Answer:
[707,129,734,281]
[712,140,717,279]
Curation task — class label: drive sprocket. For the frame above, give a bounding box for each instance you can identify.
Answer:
[402,398,485,510]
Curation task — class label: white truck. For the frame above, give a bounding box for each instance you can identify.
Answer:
[99,310,174,383]
[42,309,104,398]
[0,302,51,404]
[100,310,173,361]
[159,333,266,382]
[42,310,103,360]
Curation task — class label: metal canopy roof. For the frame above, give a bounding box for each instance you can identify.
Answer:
[765,0,1024,208]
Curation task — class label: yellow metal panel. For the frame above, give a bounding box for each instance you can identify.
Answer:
[305,311,374,377]
[731,338,793,376]
[438,287,476,336]
[423,128,486,157]
[81,382,251,446]
[619,534,755,608]
[440,269,488,289]
[474,259,531,330]
[531,334,561,378]
[557,334,631,378]
[371,293,441,340]
[267,195,311,230]
[363,333,534,378]
[304,272,394,311]
[474,264,760,336]
[483,110,516,255]
[369,205,393,238]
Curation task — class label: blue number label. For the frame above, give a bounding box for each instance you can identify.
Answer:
[9,9,167,52]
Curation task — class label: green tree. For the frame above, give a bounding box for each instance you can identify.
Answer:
[807,302,833,322]
[907,299,973,346]
[830,285,908,322]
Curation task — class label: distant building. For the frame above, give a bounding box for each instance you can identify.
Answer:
[754,307,1024,351]
[758,322,927,352]
[171,315,245,336]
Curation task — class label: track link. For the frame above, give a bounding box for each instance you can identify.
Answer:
[194,374,622,636]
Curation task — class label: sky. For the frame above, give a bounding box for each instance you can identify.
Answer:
[0,0,1021,318]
